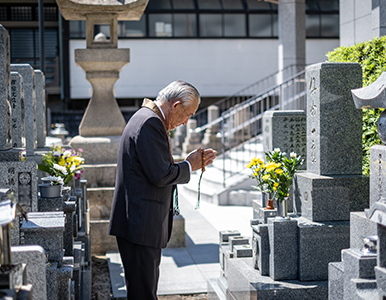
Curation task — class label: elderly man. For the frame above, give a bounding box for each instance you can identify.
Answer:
[109,81,217,299]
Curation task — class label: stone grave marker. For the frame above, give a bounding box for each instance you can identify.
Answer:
[9,72,24,148]
[0,25,11,151]
[10,64,35,156]
[34,70,46,148]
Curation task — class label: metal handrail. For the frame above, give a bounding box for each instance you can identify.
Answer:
[193,64,306,128]
[195,69,307,187]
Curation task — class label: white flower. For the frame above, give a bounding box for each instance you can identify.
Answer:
[53,151,61,157]
[274,148,281,153]
[46,176,64,185]
[63,150,72,158]
[70,164,76,172]
[290,152,297,158]
[53,163,68,175]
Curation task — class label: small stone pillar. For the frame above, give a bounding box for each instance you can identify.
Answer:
[182,119,202,156]
[202,105,221,153]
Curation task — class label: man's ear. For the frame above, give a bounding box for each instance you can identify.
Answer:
[172,100,183,110]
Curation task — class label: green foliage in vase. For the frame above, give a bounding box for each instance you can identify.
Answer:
[326,36,386,175]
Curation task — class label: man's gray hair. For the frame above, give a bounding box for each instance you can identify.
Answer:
[156,81,201,107]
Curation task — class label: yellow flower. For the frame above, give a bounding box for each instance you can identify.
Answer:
[262,174,270,181]
[273,187,277,191]
[257,158,264,165]
[266,163,276,172]
[253,172,258,177]
[274,182,279,187]
[275,169,283,175]
[255,167,261,172]
[59,158,66,166]
[286,193,289,197]
[246,162,253,168]
[275,163,281,168]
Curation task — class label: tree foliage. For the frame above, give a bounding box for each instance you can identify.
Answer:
[326,36,386,175]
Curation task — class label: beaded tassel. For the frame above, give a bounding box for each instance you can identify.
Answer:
[196,149,205,209]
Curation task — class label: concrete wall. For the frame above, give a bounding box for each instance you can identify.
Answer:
[340,0,372,46]
[69,38,338,100]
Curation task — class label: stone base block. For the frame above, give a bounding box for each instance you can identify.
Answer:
[329,262,344,300]
[207,277,227,300]
[268,218,298,281]
[298,217,350,281]
[350,211,377,249]
[90,219,118,255]
[82,164,117,188]
[234,245,252,258]
[293,172,369,222]
[229,236,249,252]
[88,187,114,219]
[166,214,186,248]
[219,244,233,278]
[219,230,240,243]
[69,135,121,164]
[343,249,377,300]
[223,257,328,300]
[251,224,269,275]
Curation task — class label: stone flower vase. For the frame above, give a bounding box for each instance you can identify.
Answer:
[277,198,289,220]
[38,184,63,198]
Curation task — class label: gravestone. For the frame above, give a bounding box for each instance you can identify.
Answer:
[262,110,306,168]
[0,25,11,151]
[9,72,25,148]
[306,63,362,175]
[10,64,35,156]
[34,70,46,149]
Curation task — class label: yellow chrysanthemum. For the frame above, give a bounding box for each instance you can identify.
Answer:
[257,158,264,165]
[273,187,277,191]
[275,163,281,168]
[262,174,270,181]
[253,172,258,177]
[246,162,253,168]
[274,182,279,187]
[255,167,261,172]
[275,169,283,175]
[286,193,289,197]
[59,158,66,166]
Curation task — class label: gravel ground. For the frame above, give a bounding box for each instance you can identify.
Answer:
[91,255,207,300]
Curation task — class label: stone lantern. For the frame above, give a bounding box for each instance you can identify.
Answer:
[55,0,149,163]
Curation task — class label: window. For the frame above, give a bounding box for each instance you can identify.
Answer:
[174,14,197,37]
[199,14,222,37]
[68,0,339,39]
[224,14,246,37]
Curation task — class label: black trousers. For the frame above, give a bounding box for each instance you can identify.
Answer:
[116,237,162,300]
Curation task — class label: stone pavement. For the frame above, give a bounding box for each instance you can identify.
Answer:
[107,188,253,298]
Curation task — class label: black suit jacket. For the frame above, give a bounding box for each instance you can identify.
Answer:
[108,106,190,249]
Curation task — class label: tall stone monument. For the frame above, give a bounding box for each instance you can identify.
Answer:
[55,0,149,164]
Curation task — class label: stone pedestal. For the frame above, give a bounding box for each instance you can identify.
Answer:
[293,172,369,222]
[268,218,298,281]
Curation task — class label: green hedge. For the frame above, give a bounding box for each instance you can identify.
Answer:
[326,36,386,175]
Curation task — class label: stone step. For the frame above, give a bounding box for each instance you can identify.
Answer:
[207,277,227,300]
[88,187,114,220]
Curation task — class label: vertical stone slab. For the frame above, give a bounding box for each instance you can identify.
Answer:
[263,110,306,168]
[268,218,298,280]
[9,72,25,148]
[0,25,11,150]
[370,145,386,208]
[306,62,362,175]
[11,245,47,300]
[34,70,46,148]
[10,64,35,156]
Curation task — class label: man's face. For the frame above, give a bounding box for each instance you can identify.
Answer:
[168,99,198,131]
